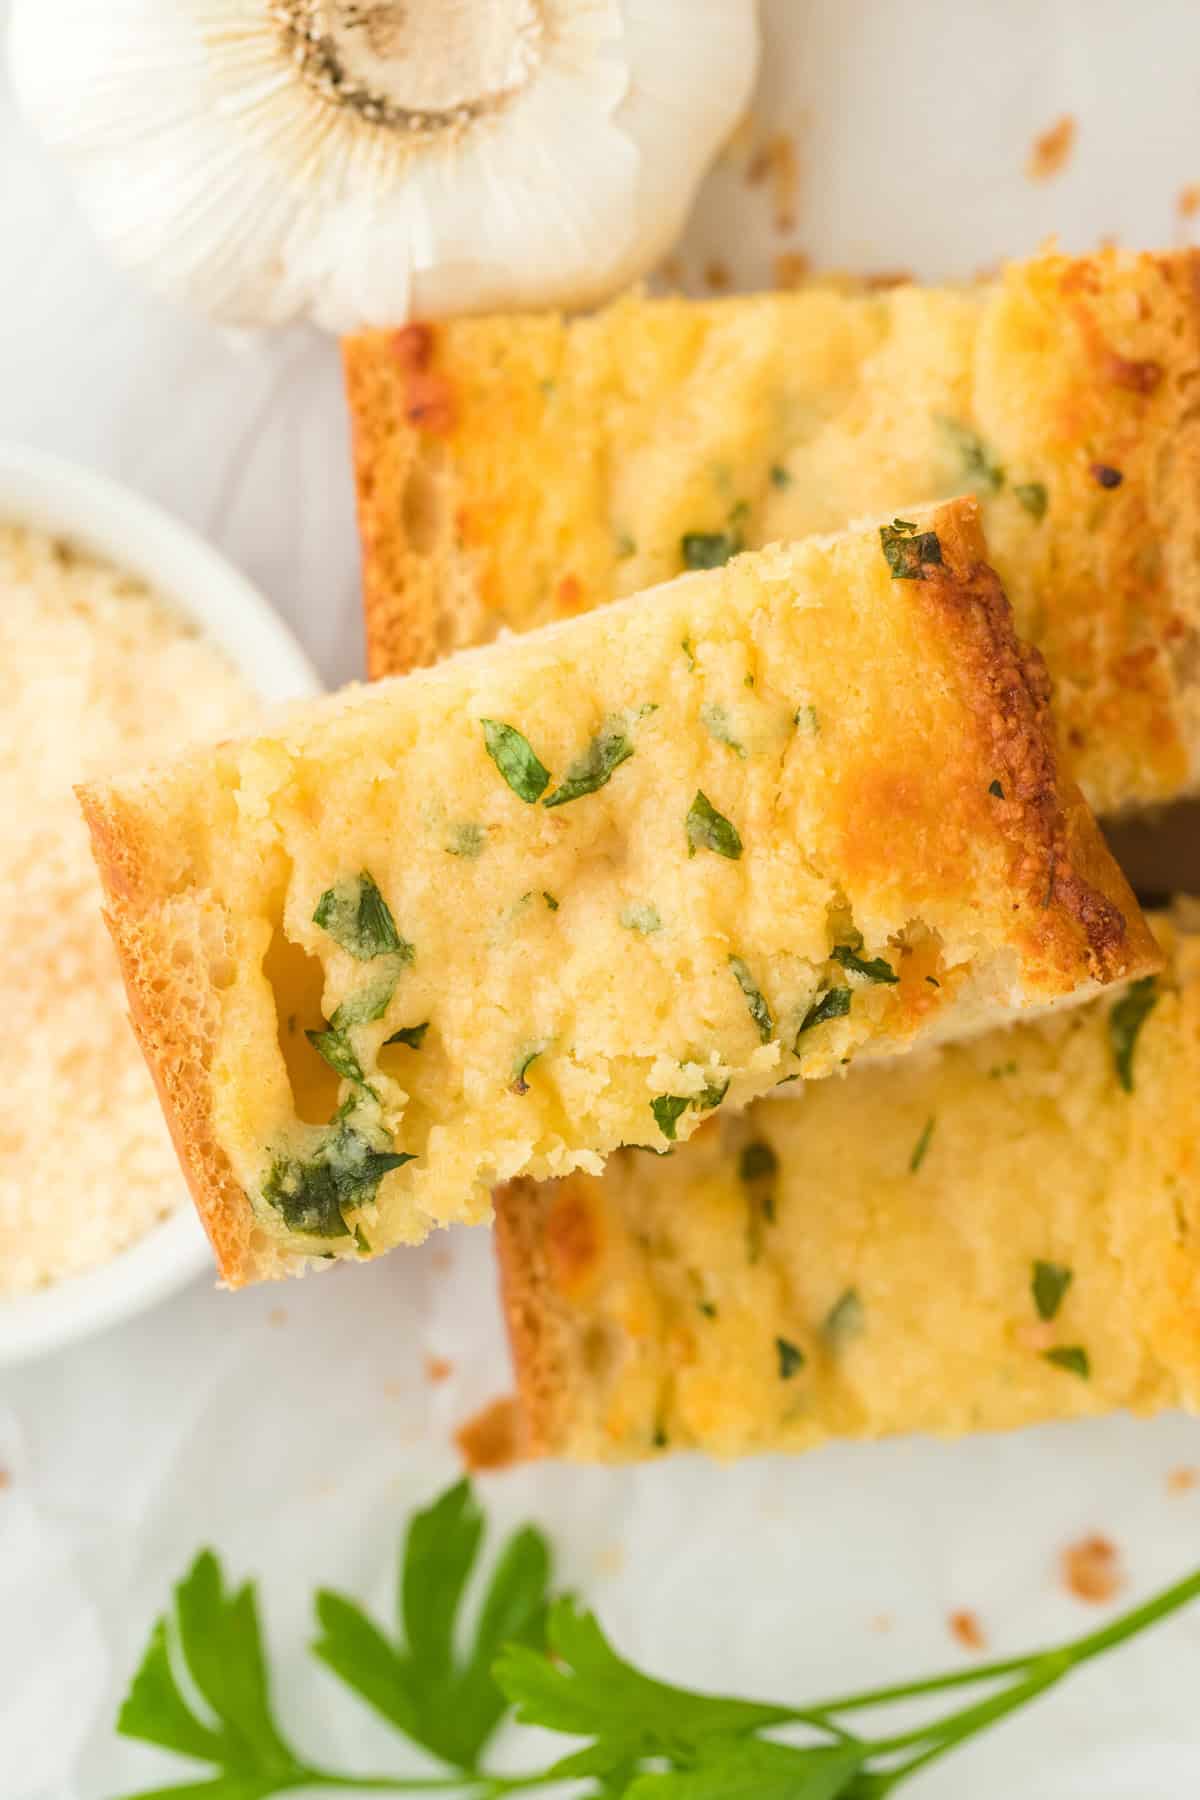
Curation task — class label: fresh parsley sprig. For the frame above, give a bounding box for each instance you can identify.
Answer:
[112,1481,1200,1800]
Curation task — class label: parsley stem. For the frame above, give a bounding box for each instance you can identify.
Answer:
[301,1773,484,1793]
[803,1563,1200,1721]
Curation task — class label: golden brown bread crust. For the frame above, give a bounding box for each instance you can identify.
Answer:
[78,784,268,1287]
[344,323,466,680]
[493,1175,575,1458]
[856,501,1157,987]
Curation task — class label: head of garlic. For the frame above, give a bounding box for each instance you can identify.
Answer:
[8,0,759,332]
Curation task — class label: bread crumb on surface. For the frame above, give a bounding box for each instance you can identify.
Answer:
[773,250,811,289]
[0,525,256,1296]
[747,131,799,231]
[948,1609,987,1651]
[1061,1533,1124,1603]
[862,269,914,290]
[703,258,732,292]
[424,1354,453,1384]
[869,1613,893,1634]
[267,1307,288,1328]
[1167,1466,1199,1494]
[1177,185,1200,219]
[1027,115,1077,181]
[0,1469,10,1491]
[456,1396,522,1472]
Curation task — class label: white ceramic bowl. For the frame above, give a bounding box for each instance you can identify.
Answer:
[0,443,323,1365]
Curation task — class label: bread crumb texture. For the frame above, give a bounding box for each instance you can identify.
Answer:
[0,524,256,1294]
[81,503,1154,1285]
[344,247,1200,817]
[494,911,1199,1460]
[1060,1534,1124,1604]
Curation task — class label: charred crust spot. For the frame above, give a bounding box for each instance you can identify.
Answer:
[390,323,435,372]
[388,325,456,433]
[404,371,456,434]
[1104,351,1163,395]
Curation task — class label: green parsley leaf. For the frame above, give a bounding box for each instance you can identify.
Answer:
[117,1548,304,1785]
[313,871,411,963]
[686,790,743,859]
[1032,1260,1073,1322]
[305,1025,373,1091]
[114,1475,1200,1800]
[698,1300,718,1319]
[681,637,697,670]
[909,1115,936,1173]
[937,415,1005,492]
[1110,976,1159,1093]
[651,1095,691,1140]
[729,956,773,1042]
[1043,1345,1090,1379]
[620,902,663,934]
[824,1287,865,1347]
[542,891,560,911]
[262,1113,413,1238]
[384,1021,429,1049]
[776,1337,805,1380]
[315,1480,552,1772]
[832,945,899,984]
[738,1139,779,1183]
[701,703,747,757]
[880,519,943,580]
[1014,480,1048,521]
[543,722,634,808]
[988,778,1006,799]
[330,971,400,1031]
[496,1596,795,1754]
[481,718,551,803]
[794,704,820,735]
[615,531,637,558]
[769,463,793,489]
[682,530,741,570]
[796,985,851,1040]
[694,1078,730,1112]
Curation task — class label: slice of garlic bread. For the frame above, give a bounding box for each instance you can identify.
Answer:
[81,500,1157,1285]
[494,908,1199,1461]
[344,247,1200,817]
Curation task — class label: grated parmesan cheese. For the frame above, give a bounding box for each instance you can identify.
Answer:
[0,523,257,1294]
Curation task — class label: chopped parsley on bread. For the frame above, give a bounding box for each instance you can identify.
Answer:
[494,907,1200,1461]
[80,501,1156,1285]
[344,246,1200,817]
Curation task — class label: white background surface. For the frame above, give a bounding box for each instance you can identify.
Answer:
[3,3,1200,1795]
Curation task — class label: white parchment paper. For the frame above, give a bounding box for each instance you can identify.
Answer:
[2,3,1200,1795]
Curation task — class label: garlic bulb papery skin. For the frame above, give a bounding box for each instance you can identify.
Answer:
[8,1,760,332]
